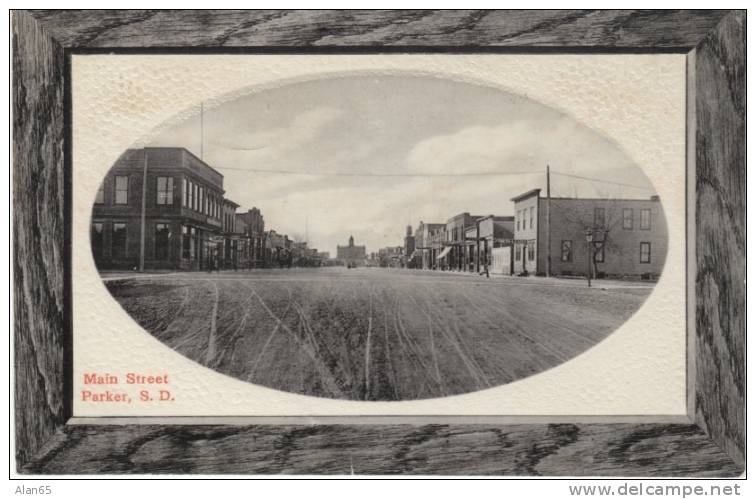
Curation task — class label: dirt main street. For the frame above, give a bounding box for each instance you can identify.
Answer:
[104,268,653,401]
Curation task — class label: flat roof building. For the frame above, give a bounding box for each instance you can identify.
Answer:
[90,147,226,271]
[511,189,667,278]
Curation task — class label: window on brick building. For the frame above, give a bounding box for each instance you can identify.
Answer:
[529,207,534,229]
[527,240,535,261]
[594,207,605,228]
[561,240,572,262]
[182,178,188,207]
[155,223,171,259]
[640,242,651,263]
[157,177,173,205]
[623,208,633,229]
[95,183,105,204]
[114,176,128,205]
[640,209,651,229]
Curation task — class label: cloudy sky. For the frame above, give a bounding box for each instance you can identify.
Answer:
[148,75,656,256]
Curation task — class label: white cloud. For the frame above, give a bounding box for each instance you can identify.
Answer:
[405,116,638,177]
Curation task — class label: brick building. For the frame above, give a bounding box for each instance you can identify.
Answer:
[235,207,266,268]
[91,147,227,270]
[221,198,241,269]
[511,189,667,278]
[337,235,367,267]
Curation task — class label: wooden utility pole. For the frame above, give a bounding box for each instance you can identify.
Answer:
[200,101,204,160]
[546,164,552,277]
[139,149,148,272]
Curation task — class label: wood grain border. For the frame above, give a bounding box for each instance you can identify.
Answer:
[12,9,745,476]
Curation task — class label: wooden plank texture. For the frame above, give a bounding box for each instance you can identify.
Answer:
[694,11,746,468]
[12,10,69,469]
[11,9,746,476]
[22,424,742,476]
[29,9,729,49]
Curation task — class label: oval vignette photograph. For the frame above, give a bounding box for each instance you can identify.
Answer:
[90,74,668,402]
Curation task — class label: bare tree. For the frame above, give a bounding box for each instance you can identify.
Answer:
[557,187,626,279]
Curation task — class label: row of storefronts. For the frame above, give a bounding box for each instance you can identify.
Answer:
[90,147,321,271]
[406,189,667,279]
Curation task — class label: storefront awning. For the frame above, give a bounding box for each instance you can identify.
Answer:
[436,246,452,260]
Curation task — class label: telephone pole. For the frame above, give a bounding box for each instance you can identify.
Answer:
[200,101,204,160]
[546,164,552,278]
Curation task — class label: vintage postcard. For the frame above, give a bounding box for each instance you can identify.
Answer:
[71,54,687,418]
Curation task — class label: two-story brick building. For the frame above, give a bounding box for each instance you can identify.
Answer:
[235,207,266,268]
[90,147,230,270]
[511,189,667,278]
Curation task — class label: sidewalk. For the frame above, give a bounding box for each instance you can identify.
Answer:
[391,267,657,289]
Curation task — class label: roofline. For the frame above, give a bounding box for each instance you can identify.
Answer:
[510,188,542,202]
[478,214,514,221]
[137,147,225,180]
[543,196,661,203]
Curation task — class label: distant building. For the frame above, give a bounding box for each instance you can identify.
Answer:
[443,213,483,271]
[90,147,226,270]
[221,198,240,269]
[235,207,265,267]
[404,225,416,267]
[336,235,367,266]
[511,189,667,278]
[378,246,404,268]
[427,225,446,270]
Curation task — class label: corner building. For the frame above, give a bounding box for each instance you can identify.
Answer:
[90,147,228,270]
[511,189,668,278]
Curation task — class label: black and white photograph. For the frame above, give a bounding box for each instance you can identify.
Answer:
[91,74,669,401]
[11,9,745,480]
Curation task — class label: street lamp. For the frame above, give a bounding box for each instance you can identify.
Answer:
[583,229,593,287]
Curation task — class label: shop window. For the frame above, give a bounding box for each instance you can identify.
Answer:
[91,222,103,258]
[155,223,171,259]
[112,223,127,259]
